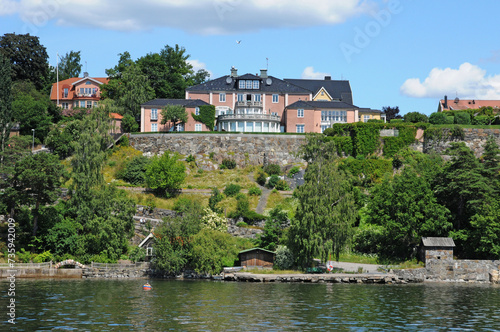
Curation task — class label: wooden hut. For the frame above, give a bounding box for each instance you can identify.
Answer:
[420,237,455,265]
[239,248,275,268]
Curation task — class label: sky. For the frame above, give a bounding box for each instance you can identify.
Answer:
[1,0,500,115]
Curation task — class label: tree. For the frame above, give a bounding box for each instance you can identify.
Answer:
[289,153,357,267]
[58,51,82,80]
[469,199,500,259]
[161,105,187,131]
[187,69,210,86]
[0,33,49,90]
[12,91,52,141]
[382,106,402,121]
[258,207,289,251]
[12,153,65,236]
[121,114,139,133]
[208,187,224,214]
[366,167,452,260]
[145,151,186,197]
[481,136,500,184]
[0,51,12,165]
[118,64,155,118]
[403,111,428,123]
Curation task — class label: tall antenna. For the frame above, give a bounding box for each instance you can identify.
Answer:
[56,52,59,105]
[266,58,269,70]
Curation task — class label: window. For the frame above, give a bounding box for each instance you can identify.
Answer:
[151,108,158,120]
[80,101,85,108]
[363,115,370,123]
[321,125,329,133]
[87,101,92,108]
[62,102,69,109]
[272,94,279,103]
[219,93,226,102]
[175,123,184,132]
[195,124,202,131]
[79,88,84,95]
[246,80,252,89]
[195,107,200,116]
[146,247,153,256]
[253,80,259,89]
[254,94,261,102]
[239,80,245,89]
[237,94,244,102]
[296,124,305,133]
[297,109,304,118]
[85,81,92,85]
[321,110,347,123]
[151,123,158,132]
[63,88,68,98]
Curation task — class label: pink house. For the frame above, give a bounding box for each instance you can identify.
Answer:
[140,99,211,132]
[50,73,108,112]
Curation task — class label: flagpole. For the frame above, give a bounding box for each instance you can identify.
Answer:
[56,52,59,105]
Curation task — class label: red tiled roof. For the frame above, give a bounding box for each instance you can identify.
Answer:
[439,99,500,111]
[110,113,123,120]
[50,77,109,101]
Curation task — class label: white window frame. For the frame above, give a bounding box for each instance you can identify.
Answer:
[272,94,279,103]
[151,123,158,132]
[246,80,252,89]
[219,93,226,102]
[296,124,305,133]
[253,80,259,89]
[239,80,245,89]
[195,107,200,116]
[87,101,92,108]
[237,94,244,102]
[80,101,85,107]
[195,124,202,131]
[151,108,158,120]
[146,247,153,256]
[254,94,261,102]
[363,115,370,123]
[297,109,304,118]
[63,88,68,98]
[62,102,69,109]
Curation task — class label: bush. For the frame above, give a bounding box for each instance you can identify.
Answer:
[287,166,300,178]
[119,155,151,185]
[404,112,428,123]
[454,112,471,125]
[390,119,404,123]
[145,151,186,197]
[209,188,224,213]
[274,246,294,270]
[429,112,448,125]
[128,246,146,263]
[236,221,248,227]
[121,114,139,133]
[248,186,262,196]
[221,158,236,169]
[274,179,289,191]
[267,175,280,188]
[264,164,281,175]
[118,135,129,147]
[224,183,241,197]
[186,154,195,163]
[255,170,267,186]
[473,115,495,125]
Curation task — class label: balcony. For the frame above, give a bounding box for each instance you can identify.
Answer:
[218,113,280,121]
[75,93,99,98]
[236,101,263,107]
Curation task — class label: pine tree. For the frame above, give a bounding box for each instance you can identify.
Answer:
[0,52,12,165]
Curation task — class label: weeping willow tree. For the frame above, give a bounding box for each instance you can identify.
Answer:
[289,134,357,268]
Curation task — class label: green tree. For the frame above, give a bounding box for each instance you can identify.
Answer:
[382,106,402,121]
[481,136,500,184]
[161,105,188,131]
[366,167,452,259]
[0,33,49,90]
[58,51,82,80]
[145,151,186,197]
[258,207,288,251]
[403,111,428,123]
[469,198,500,259]
[289,153,357,267]
[44,120,80,159]
[12,92,52,141]
[208,187,224,214]
[118,155,150,185]
[118,64,155,117]
[0,51,12,165]
[11,152,65,236]
[121,114,139,133]
[190,228,239,274]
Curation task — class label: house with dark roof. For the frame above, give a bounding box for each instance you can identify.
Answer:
[50,72,109,111]
[140,98,210,132]
[140,67,383,133]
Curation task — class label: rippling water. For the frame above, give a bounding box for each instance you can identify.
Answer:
[1,279,500,331]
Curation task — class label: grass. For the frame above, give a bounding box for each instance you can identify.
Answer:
[126,191,210,211]
[265,193,298,217]
[103,146,143,185]
[184,166,256,190]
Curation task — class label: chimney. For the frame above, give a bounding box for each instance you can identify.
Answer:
[230,66,238,78]
[444,95,448,109]
[324,76,331,80]
[260,69,268,78]
[83,72,89,78]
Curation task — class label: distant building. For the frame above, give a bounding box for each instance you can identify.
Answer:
[420,237,455,265]
[239,248,275,268]
[438,95,500,112]
[50,72,109,112]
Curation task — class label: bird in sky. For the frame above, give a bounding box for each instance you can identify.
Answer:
[236,40,241,44]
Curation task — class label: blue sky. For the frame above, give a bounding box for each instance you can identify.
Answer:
[2,0,500,115]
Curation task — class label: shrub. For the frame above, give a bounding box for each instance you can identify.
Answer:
[248,186,262,196]
[390,119,404,123]
[287,166,300,178]
[454,112,471,125]
[429,112,448,125]
[274,179,289,191]
[221,158,236,169]
[404,111,428,123]
[121,114,139,133]
[145,151,186,197]
[274,246,294,270]
[186,154,195,163]
[209,152,215,160]
[236,221,248,227]
[128,246,146,263]
[267,175,280,188]
[224,183,241,197]
[118,135,129,146]
[209,188,224,213]
[264,164,281,175]
[255,170,267,186]
[119,155,151,185]
[473,115,495,125]
[201,207,227,232]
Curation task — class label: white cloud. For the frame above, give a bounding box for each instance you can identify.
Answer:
[400,62,500,99]
[301,66,330,79]
[188,59,213,78]
[6,0,373,34]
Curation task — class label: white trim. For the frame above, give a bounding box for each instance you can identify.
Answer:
[141,106,145,132]
[313,87,333,101]
[71,77,105,86]
[139,233,154,248]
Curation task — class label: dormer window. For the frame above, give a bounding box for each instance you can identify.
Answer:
[253,80,259,89]
[239,80,245,89]
[246,80,252,89]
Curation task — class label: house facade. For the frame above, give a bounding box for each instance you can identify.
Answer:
[50,73,109,112]
[140,99,211,132]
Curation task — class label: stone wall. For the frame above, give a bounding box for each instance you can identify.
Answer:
[423,128,500,157]
[82,263,150,278]
[129,133,306,169]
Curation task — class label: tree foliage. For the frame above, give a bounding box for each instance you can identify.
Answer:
[145,151,186,197]
[58,51,82,80]
[382,106,402,121]
[161,105,188,131]
[0,51,12,164]
[121,114,139,133]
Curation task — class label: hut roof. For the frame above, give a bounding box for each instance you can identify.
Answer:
[421,237,455,247]
[238,248,275,255]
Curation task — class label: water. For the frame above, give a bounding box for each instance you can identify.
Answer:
[2,279,500,331]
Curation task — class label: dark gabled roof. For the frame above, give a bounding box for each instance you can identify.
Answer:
[238,247,276,255]
[186,75,311,94]
[141,99,209,108]
[286,100,358,110]
[359,108,383,114]
[284,78,352,103]
[421,237,455,247]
